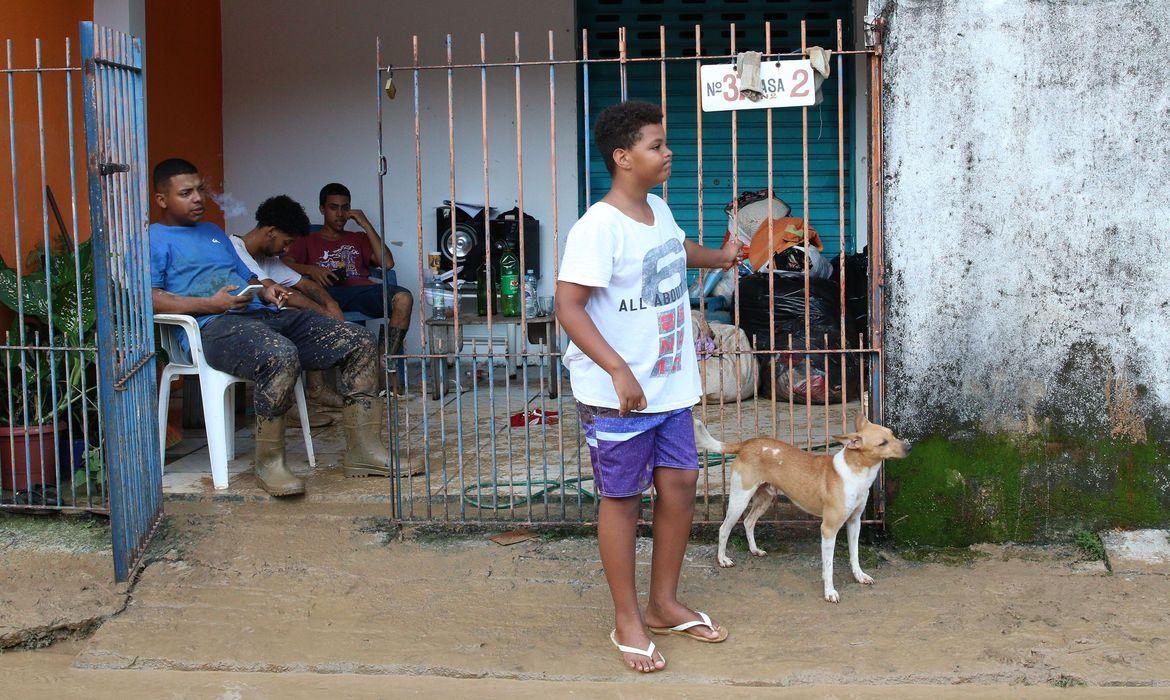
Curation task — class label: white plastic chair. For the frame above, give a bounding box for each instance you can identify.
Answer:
[155,313,315,490]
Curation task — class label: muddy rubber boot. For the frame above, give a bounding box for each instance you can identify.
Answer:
[341,399,393,477]
[306,369,345,408]
[253,415,306,496]
[385,327,407,397]
[287,407,334,429]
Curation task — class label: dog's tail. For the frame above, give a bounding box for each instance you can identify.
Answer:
[692,418,743,455]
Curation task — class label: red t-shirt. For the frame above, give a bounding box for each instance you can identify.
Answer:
[286,231,375,287]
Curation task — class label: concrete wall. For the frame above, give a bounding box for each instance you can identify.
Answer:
[93,0,143,36]
[876,0,1170,543]
[0,0,94,334]
[220,0,579,352]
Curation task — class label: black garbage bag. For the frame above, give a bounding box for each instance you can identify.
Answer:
[738,272,862,403]
[738,272,839,345]
[831,249,869,343]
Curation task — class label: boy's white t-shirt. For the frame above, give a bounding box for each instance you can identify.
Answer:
[230,235,302,288]
[558,193,701,413]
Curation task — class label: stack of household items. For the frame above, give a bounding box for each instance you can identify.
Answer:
[689,190,868,404]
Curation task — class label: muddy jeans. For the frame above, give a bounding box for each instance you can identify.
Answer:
[201,310,377,418]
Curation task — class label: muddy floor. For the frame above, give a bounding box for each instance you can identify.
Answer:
[1,500,1165,694]
[5,641,1167,699]
[0,513,126,649]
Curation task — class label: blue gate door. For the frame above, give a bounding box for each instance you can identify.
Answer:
[80,22,161,582]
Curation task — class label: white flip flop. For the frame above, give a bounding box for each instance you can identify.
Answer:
[609,629,666,671]
[647,610,728,643]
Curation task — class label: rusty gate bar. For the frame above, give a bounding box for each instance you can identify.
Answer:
[765,21,778,438]
[868,17,888,520]
[694,24,709,522]
[479,32,500,516]
[374,35,404,517]
[378,15,886,528]
[729,22,742,475]
[81,22,160,582]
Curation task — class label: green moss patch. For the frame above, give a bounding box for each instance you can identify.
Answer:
[886,433,1170,547]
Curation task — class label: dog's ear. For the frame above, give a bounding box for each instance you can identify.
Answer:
[854,411,870,431]
[833,433,863,449]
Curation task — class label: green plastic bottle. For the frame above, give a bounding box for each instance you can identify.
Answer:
[499,242,521,317]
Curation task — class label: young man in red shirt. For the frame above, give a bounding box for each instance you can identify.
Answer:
[283,183,413,364]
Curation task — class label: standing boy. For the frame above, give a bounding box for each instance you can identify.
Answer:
[556,102,742,673]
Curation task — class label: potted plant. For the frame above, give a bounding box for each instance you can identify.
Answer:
[59,346,103,505]
[0,347,66,492]
[0,235,98,498]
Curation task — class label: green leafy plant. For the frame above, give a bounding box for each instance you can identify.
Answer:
[0,238,96,341]
[1075,529,1107,564]
[0,236,99,430]
[0,236,103,497]
[70,445,105,499]
[0,341,67,428]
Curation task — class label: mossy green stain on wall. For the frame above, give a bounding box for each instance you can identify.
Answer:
[885,434,1170,547]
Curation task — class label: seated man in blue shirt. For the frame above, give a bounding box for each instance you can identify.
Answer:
[149,158,391,497]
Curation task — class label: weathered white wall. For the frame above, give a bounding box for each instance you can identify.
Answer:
[220,0,579,352]
[878,0,1170,438]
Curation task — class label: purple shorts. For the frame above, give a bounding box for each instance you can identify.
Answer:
[577,402,699,498]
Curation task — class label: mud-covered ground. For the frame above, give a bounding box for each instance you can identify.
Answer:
[2,500,1168,697]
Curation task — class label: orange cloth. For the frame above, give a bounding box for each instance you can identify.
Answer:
[726,218,821,272]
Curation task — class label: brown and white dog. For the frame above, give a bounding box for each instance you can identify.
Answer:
[693,413,910,603]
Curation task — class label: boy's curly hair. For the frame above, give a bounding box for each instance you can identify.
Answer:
[594,101,663,176]
[255,195,310,236]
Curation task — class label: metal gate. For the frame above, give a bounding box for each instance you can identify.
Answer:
[578,0,860,254]
[377,13,887,528]
[80,22,160,581]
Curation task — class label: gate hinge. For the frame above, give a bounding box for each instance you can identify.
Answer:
[864,15,887,51]
[99,162,130,176]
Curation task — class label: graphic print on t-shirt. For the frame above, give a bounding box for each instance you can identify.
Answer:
[558,194,702,412]
[615,236,687,378]
[316,244,362,277]
[652,304,688,377]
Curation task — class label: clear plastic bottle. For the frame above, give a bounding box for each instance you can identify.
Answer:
[425,252,447,320]
[523,270,538,317]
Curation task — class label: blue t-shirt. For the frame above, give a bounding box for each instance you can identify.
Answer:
[149,221,273,332]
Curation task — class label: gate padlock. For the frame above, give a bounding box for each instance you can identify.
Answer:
[384,71,397,100]
[735,51,764,102]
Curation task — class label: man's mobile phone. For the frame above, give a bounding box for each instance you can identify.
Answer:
[234,284,265,296]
